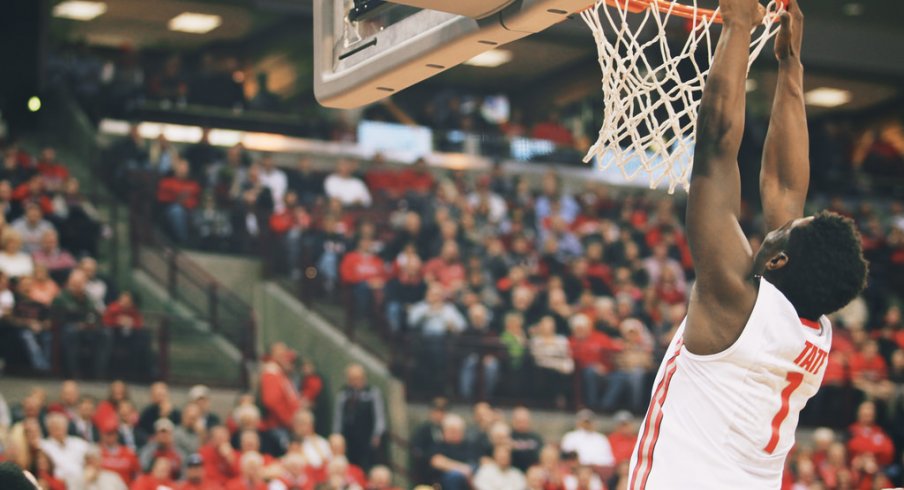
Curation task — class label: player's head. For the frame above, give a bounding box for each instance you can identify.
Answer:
[754,211,868,320]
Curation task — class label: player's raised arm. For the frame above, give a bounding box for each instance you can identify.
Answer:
[761,0,808,232]
[684,0,764,353]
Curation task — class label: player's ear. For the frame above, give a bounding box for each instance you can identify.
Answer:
[765,252,789,271]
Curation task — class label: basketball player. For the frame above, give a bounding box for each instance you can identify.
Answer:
[627,0,868,488]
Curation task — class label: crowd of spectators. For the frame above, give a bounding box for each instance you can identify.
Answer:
[0,358,401,490]
[0,142,153,380]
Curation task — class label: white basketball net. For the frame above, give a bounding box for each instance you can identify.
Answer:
[581,0,785,193]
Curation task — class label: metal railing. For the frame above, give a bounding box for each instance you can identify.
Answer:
[127,190,258,388]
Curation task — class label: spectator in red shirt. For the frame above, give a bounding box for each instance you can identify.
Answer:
[225,451,268,490]
[259,342,301,433]
[423,241,466,293]
[36,147,69,193]
[847,400,895,466]
[269,451,317,490]
[364,153,399,200]
[157,158,201,244]
[93,380,130,430]
[339,236,385,317]
[397,158,435,198]
[850,340,893,401]
[198,425,238,484]
[299,359,325,415]
[103,291,152,381]
[269,192,312,279]
[98,421,140,486]
[328,434,367,486]
[531,112,574,147]
[131,456,176,490]
[569,314,619,410]
[606,411,638,466]
[12,176,54,216]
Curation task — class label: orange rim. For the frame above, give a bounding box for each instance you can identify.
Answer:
[603,0,723,24]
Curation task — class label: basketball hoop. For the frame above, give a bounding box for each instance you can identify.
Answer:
[581,0,785,193]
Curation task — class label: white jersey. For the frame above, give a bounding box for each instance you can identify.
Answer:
[628,278,831,490]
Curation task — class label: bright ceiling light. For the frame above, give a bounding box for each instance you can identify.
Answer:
[804,87,852,108]
[53,1,107,21]
[168,12,222,34]
[464,49,513,68]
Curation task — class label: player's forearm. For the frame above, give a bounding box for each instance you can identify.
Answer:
[760,60,808,229]
[693,22,753,176]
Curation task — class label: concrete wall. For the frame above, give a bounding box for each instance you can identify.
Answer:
[253,283,410,482]
[184,251,262,302]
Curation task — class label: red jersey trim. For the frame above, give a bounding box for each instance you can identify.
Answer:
[630,340,682,490]
[800,318,820,330]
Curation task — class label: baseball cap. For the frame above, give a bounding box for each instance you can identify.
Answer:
[188,385,210,401]
[613,410,633,425]
[154,418,174,432]
[186,454,204,467]
[576,409,595,422]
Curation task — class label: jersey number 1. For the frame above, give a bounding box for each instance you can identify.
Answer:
[764,372,805,454]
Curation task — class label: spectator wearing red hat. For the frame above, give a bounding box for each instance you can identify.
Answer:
[225,451,268,490]
[131,456,176,490]
[199,425,237,484]
[138,418,186,480]
[98,419,140,486]
[178,453,220,490]
[847,401,895,466]
[157,158,201,244]
[260,342,301,434]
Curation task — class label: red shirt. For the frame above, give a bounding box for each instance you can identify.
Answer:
[569,332,620,370]
[100,444,141,485]
[225,478,268,490]
[199,443,238,483]
[300,374,323,403]
[272,472,317,490]
[37,161,70,182]
[847,422,895,466]
[103,302,145,329]
[422,258,465,289]
[93,400,119,429]
[607,431,638,466]
[260,362,301,429]
[365,168,399,195]
[339,251,385,284]
[396,169,434,194]
[821,351,848,386]
[531,122,574,146]
[157,177,201,208]
[177,480,222,490]
[147,446,184,479]
[131,475,176,490]
[848,353,887,382]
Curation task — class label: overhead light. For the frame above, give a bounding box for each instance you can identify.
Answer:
[53,1,107,21]
[168,12,222,34]
[804,87,852,108]
[464,49,513,68]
